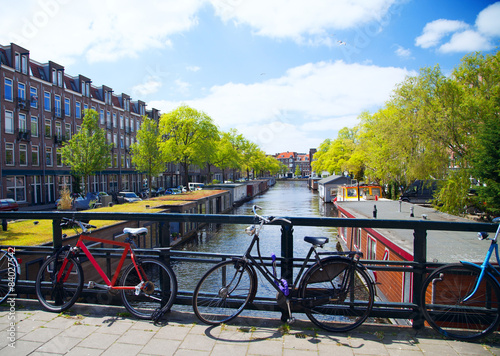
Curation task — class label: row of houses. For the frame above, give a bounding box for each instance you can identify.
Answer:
[0,42,242,208]
[274,149,316,177]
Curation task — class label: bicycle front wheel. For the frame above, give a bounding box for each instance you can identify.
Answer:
[120,258,177,320]
[421,263,500,341]
[35,254,84,312]
[0,250,17,304]
[192,259,255,325]
[301,259,374,332]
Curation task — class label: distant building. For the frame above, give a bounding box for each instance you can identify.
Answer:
[274,148,316,177]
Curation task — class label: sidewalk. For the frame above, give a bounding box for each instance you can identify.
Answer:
[1,299,500,356]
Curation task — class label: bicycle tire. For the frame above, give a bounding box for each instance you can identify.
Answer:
[0,250,17,304]
[35,254,84,312]
[120,258,177,320]
[420,263,500,341]
[300,258,375,332]
[192,259,255,325]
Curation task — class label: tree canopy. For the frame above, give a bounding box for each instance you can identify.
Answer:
[312,50,500,217]
[61,109,112,194]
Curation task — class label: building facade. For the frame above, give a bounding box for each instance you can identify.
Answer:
[274,148,315,177]
[0,43,183,207]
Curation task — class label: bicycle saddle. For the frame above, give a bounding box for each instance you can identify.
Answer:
[124,227,148,235]
[304,236,329,246]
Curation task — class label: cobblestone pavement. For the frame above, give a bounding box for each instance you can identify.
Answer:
[1,299,500,355]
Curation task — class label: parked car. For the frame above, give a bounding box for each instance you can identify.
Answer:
[156,187,165,195]
[165,188,181,195]
[400,180,439,204]
[116,192,142,204]
[0,199,18,211]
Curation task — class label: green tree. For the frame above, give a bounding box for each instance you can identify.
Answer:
[159,105,219,190]
[131,116,166,199]
[61,110,112,194]
[294,165,301,177]
[213,129,243,182]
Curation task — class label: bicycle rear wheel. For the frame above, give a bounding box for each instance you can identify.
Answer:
[35,254,84,312]
[120,258,177,320]
[192,259,255,325]
[0,250,17,304]
[421,263,500,341]
[300,258,374,332]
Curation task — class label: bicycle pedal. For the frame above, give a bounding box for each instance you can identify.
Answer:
[287,317,296,324]
[88,281,95,289]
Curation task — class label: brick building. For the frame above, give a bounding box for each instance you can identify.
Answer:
[0,42,212,207]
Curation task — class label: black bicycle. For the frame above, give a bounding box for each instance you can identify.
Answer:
[192,205,375,332]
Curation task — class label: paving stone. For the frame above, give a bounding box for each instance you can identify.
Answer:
[100,342,144,356]
[247,339,283,355]
[20,326,63,343]
[139,338,182,355]
[0,339,43,356]
[77,332,120,350]
[35,335,82,353]
[154,324,192,340]
[178,333,216,352]
[116,329,155,345]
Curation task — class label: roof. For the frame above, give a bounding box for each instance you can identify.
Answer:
[276,152,296,159]
[318,175,351,185]
[335,200,488,264]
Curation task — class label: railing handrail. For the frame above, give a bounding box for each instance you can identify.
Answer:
[1,210,496,329]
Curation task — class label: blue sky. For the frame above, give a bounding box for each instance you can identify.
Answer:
[2,0,499,154]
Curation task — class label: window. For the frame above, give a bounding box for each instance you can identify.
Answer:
[5,143,14,165]
[19,144,27,166]
[31,116,39,137]
[21,55,28,74]
[15,53,20,71]
[58,71,62,87]
[32,146,39,166]
[113,133,117,148]
[30,87,38,108]
[113,113,117,128]
[107,132,111,144]
[131,118,135,132]
[19,113,27,132]
[55,122,62,140]
[46,147,53,166]
[353,228,361,250]
[75,102,81,119]
[65,123,71,140]
[6,176,26,202]
[18,83,26,100]
[54,95,61,117]
[120,135,124,149]
[367,235,376,260]
[84,103,88,113]
[56,149,62,167]
[45,119,52,137]
[64,98,70,116]
[5,110,14,134]
[120,115,124,129]
[52,69,57,84]
[100,109,104,125]
[107,111,111,127]
[5,78,13,101]
[44,92,51,111]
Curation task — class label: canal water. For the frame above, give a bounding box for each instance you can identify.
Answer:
[172,180,339,297]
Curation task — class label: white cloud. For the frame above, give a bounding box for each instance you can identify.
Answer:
[186,66,201,72]
[415,2,500,54]
[415,19,469,48]
[150,61,413,153]
[210,0,397,42]
[439,30,493,53]
[395,45,412,59]
[0,0,203,64]
[476,2,500,37]
[132,79,163,97]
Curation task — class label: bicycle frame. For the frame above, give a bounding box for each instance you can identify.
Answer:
[59,233,145,292]
[461,238,500,302]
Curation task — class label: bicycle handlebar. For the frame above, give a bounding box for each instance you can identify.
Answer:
[61,218,96,232]
[252,205,292,225]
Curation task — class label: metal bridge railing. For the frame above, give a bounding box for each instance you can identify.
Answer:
[0,210,496,329]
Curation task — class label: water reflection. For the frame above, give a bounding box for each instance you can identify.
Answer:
[172,180,338,294]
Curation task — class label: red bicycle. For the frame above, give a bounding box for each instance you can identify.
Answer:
[35,218,177,320]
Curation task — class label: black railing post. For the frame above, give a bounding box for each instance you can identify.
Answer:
[158,221,171,264]
[412,227,427,330]
[280,223,294,285]
[53,218,62,251]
